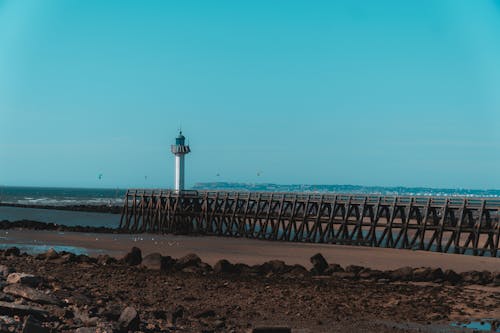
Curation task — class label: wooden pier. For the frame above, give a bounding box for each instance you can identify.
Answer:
[120,190,500,257]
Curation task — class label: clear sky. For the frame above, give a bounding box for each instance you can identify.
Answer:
[1,0,500,189]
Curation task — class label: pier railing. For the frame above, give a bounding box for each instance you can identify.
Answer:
[120,190,500,257]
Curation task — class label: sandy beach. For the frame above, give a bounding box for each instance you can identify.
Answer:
[1,229,499,272]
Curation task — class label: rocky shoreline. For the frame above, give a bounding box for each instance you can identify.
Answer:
[0,246,498,332]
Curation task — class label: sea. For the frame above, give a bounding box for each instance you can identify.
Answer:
[0,183,499,229]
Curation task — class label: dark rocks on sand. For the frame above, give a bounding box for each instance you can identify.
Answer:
[0,265,13,277]
[345,265,365,275]
[141,253,175,271]
[389,266,413,281]
[21,315,49,333]
[310,253,328,275]
[175,253,201,270]
[4,247,20,257]
[259,260,288,275]
[6,273,42,287]
[213,259,234,274]
[123,247,142,266]
[118,306,140,332]
[324,264,344,275]
[194,309,216,318]
[44,248,59,260]
[0,301,48,320]
[96,254,117,266]
[443,269,462,284]
[3,284,60,305]
[252,327,292,333]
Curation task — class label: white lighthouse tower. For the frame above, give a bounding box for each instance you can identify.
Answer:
[171,131,191,191]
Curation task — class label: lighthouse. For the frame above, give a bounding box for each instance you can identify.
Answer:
[171,131,191,191]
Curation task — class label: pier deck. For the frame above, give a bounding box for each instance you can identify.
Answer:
[120,190,500,257]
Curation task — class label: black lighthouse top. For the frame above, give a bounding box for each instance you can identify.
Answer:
[171,131,191,155]
[175,131,186,145]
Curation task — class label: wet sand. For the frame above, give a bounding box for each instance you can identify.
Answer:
[1,229,498,272]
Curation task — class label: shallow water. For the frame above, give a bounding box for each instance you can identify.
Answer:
[0,206,119,228]
[451,320,500,332]
[0,243,92,255]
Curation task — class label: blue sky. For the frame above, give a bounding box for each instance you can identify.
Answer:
[1,1,499,189]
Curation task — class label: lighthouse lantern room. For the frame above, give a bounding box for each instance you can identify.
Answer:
[170,131,190,191]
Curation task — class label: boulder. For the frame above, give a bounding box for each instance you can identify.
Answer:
[330,271,357,279]
[141,253,175,271]
[283,265,309,278]
[118,306,140,332]
[44,248,59,260]
[3,284,60,305]
[345,265,365,274]
[358,269,384,280]
[252,327,291,333]
[260,260,288,274]
[461,271,484,285]
[4,247,20,257]
[22,315,49,333]
[122,247,142,266]
[0,301,48,320]
[0,265,13,277]
[443,269,462,284]
[324,264,344,275]
[6,273,42,287]
[175,253,201,270]
[429,268,444,281]
[96,254,116,266]
[412,267,433,281]
[310,253,328,275]
[171,305,185,324]
[389,266,413,281]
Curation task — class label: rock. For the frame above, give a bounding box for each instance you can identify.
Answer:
[4,247,20,257]
[172,305,185,324]
[345,265,365,274]
[310,253,328,275]
[96,254,116,266]
[194,309,216,318]
[262,260,288,274]
[3,284,60,305]
[429,268,444,281]
[0,265,12,277]
[389,266,413,281]
[22,315,49,333]
[283,265,309,278]
[252,327,291,333]
[122,247,142,266]
[44,248,59,260]
[412,267,433,281]
[460,271,491,285]
[0,292,14,302]
[444,269,462,284]
[359,269,384,280]
[118,306,140,331]
[75,328,98,333]
[141,253,175,271]
[175,253,201,269]
[324,264,344,275]
[6,273,42,287]
[101,304,122,321]
[330,271,357,279]
[0,301,48,320]
[141,253,162,270]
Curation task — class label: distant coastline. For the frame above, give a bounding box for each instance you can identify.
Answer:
[193,182,500,197]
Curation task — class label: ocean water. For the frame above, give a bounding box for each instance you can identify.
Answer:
[1,183,499,207]
[0,186,126,206]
